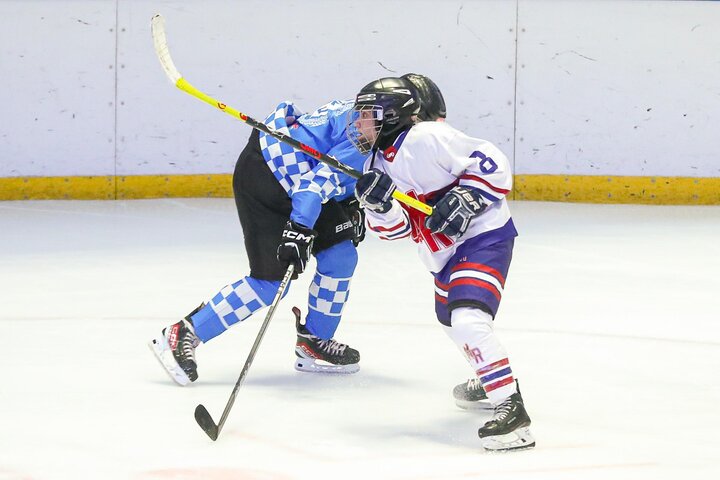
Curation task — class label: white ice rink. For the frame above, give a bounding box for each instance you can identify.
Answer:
[2,199,719,480]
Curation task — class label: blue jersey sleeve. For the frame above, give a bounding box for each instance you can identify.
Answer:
[289,104,368,227]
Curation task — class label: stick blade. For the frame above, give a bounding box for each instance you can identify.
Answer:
[194,404,219,441]
[150,13,182,84]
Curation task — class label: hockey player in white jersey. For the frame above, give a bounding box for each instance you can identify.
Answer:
[348,77,535,452]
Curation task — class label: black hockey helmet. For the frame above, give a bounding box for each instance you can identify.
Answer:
[402,73,447,121]
[346,77,420,153]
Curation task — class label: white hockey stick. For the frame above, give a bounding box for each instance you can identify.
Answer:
[150,14,432,215]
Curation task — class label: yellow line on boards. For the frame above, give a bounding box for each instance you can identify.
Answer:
[0,174,718,205]
[514,174,720,205]
[0,174,233,201]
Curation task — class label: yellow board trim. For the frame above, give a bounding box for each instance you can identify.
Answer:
[1,174,719,204]
[0,176,115,200]
[117,174,233,199]
[513,174,720,205]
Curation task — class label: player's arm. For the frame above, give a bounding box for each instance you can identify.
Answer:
[456,144,512,205]
[289,164,342,228]
[425,143,512,237]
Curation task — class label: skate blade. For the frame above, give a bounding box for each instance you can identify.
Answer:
[294,357,360,374]
[455,398,494,411]
[480,427,536,452]
[148,338,191,386]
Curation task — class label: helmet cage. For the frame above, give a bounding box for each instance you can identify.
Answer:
[347,104,384,154]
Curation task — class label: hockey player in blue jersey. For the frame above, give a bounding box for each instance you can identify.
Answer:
[149,74,446,385]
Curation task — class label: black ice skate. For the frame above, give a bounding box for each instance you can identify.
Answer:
[478,387,535,452]
[293,307,360,374]
[453,377,493,410]
[149,304,203,386]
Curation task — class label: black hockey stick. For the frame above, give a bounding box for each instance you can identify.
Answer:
[150,14,432,216]
[194,263,295,441]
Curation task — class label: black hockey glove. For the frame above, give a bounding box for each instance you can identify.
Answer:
[354,169,396,214]
[277,221,317,273]
[340,197,366,246]
[425,186,487,237]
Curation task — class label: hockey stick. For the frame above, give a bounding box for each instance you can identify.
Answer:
[194,263,295,441]
[150,14,432,216]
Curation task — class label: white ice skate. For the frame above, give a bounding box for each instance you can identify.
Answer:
[149,318,199,386]
[293,307,360,374]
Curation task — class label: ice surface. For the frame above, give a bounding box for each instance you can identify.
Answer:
[2,199,719,480]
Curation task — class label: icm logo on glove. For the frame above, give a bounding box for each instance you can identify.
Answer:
[283,230,314,242]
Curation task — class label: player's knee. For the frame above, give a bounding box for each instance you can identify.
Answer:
[246,276,284,304]
[315,240,358,277]
[450,306,494,338]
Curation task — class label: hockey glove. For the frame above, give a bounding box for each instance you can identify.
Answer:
[425,186,487,237]
[354,169,396,213]
[340,197,366,246]
[277,221,317,273]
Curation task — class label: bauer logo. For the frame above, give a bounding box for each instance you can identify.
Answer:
[217,103,226,110]
[335,220,353,233]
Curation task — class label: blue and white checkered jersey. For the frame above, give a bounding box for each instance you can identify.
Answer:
[258,100,367,228]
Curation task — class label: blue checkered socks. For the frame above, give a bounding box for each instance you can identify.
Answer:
[306,272,352,340]
[190,277,283,342]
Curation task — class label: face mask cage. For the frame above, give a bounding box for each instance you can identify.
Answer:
[346,104,384,154]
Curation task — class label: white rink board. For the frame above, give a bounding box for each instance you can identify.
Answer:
[115,0,517,176]
[0,1,116,177]
[0,0,516,177]
[515,0,720,176]
[1,0,718,179]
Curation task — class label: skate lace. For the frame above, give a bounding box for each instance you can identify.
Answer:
[492,396,514,422]
[466,377,483,392]
[317,338,347,356]
[182,328,199,360]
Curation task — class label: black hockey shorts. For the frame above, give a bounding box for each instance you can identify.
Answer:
[233,129,358,281]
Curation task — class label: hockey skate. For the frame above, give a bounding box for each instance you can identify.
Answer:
[478,387,535,452]
[149,305,202,386]
[453,377,493,410]
[293,307,360,374]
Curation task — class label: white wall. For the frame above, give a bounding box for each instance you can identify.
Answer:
[1,0,718,178]
[516,0,720,176]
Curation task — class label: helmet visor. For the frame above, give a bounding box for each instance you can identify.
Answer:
[347,105,383,154]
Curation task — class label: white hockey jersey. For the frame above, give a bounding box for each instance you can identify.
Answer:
[363,121,517,273]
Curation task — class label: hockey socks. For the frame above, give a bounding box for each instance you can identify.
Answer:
[191,276,284,342]
[444,306,535,450]
[305,241,356,339]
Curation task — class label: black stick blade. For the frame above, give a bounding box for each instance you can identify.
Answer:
[194,404,219,441]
